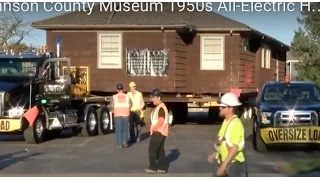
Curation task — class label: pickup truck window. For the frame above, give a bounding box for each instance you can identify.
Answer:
[262,84,320,102]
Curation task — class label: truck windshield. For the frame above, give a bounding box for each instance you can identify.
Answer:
[0,59,38,77]
[262,84,320,102]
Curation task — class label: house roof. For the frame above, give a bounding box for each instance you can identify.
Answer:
[32,2,289,49]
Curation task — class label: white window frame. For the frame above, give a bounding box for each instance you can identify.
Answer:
[200,35,225,71]
[97,32,122,69]
[261,46,271,69]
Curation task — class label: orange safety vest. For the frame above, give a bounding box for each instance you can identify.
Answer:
[113,93,130,117]
[150,103,169,137]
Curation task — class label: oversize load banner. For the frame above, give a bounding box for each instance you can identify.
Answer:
[261,126,320,144]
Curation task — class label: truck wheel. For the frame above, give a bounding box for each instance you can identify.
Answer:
[168,111,173,127]
[23,116,47,144]
[208,107,222,123]
[243,107,252,121]
[97,106,111,135]
[168,103,188,125]
[81,107,98,137]
[252,122,268,152]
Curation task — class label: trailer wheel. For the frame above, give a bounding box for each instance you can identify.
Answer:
[23,116,47,144]
[168,103,188,125]
[97,106,111,135]
[168,111,173,126]
[208,107,222,123]
[252,121,268,152]
[81,107,98,137]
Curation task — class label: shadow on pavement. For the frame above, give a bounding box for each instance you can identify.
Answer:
[139,132,150,143]
[0,151,42,171]
[166,149,181,171]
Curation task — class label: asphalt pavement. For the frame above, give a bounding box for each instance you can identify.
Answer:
[0,112,318,177]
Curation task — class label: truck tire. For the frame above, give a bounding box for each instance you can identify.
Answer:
[208,107,222,123]
[81,107,98,137]
[167,103,188,125]
[97,106,111,135]
[168,110,173,127]
[23,116,47,144]
[252,122,268,152]
[241,106,253,123]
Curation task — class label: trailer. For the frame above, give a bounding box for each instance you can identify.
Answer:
[31,3,290,126]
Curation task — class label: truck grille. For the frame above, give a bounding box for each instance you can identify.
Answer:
[274,111,318,126]
[0,92,4,117]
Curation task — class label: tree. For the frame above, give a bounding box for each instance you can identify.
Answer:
[291,2,320,85]
[0,12,33,50]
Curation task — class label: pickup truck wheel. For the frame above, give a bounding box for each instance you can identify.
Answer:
[97,106,111,135]
[81,107,98,137]
[24,116,47,144]
[252,122,268,152]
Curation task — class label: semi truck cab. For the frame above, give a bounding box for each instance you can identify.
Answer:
[252,80,320,152]
[0,51,112,144]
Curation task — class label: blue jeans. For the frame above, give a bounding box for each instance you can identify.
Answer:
[129,111,144,142]
[114,116,129,147]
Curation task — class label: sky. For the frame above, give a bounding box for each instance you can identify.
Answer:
[2,2,302,47]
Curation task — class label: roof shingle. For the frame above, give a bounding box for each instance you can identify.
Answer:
[32,2,248,29]
[32,2,289,48]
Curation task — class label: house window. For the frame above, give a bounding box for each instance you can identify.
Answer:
[261,46,271,69]
[98,33,122,69]
[242,38,250,51]
[200,35,224,70]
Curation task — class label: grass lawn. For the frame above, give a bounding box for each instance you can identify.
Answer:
[281,159,320,176]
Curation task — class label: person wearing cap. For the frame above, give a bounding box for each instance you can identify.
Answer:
[145,89,169,174]
[127,81,145,143]
[109,83,132,149]
[207,92,246,177]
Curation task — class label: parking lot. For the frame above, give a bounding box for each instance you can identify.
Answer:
[0,112,318,177]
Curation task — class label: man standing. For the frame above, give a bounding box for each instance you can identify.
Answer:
[109,84,132,149]
[207,92,247,177]
[127,81,145,143]
[145,89,169,174]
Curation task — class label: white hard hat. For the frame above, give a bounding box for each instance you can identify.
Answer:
[219,92,242,107]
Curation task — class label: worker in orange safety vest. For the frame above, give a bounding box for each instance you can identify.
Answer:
[145,89,169,174]
[109,83,132,149]
[127,81,145,143]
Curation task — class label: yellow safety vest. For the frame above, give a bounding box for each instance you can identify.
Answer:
[215,115,245,164]
[127,91,144,111]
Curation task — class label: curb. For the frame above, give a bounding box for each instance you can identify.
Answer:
[0,173,287,177]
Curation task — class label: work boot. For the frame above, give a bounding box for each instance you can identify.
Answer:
[145,168,157,174]
[157,169,167,174]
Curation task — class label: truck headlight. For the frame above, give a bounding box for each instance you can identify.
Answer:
[261,112,272,124]
[8,107,24,118]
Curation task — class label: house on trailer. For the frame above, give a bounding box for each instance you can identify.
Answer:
[32,3,289,96]
[286,52,300,80]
